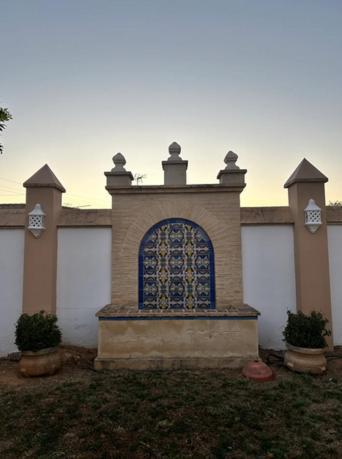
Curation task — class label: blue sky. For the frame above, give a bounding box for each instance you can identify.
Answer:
[1,0,342,207]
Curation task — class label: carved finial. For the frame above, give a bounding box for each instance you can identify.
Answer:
[112,152,127,172]
[168,142,181,161]
[224,151,240,170]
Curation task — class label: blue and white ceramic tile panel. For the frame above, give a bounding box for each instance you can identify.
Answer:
[139,218,215,310]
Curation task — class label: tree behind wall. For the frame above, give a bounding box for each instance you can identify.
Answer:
[0,107,12,154]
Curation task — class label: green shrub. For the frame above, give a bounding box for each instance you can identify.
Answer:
[283,310,331,348]
[15,311,62,352]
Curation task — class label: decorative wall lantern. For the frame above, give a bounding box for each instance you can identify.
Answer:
[27,203,46,238]
[304,199,322,233]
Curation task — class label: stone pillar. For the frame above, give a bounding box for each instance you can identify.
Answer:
[216,150,247,308]
[105,153,133,188]
[22,164,65,315]
[285,158,333,345]
[162,142,188,186]
[217,151,247,187]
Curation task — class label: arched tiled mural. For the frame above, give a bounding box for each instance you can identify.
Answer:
[139,218,215,310]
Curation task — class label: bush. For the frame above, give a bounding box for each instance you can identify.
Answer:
[15,311,62,352]
[283,310,331,349]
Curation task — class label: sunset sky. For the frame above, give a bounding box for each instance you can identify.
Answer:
[1,0,341,208]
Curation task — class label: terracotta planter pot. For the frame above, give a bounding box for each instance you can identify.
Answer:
[19,347,62,377]
[284,343,327,375]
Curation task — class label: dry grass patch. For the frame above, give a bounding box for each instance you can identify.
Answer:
[1,360,342,458]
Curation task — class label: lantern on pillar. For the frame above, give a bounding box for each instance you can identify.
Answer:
[304,199,322,233]
[27,203,46,238]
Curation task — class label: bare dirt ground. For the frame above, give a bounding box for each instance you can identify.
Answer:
[0,346,97,388]
[1,346,342,389]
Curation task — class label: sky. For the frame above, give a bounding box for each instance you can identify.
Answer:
[1,0,342,208]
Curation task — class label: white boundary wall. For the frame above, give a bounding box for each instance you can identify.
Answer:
[0,223,340,353]
[328,225,342,346]
[57,228,111,348]
[241,226,296,349]
[0,229,24,356]
[56,226,297,350]
[5,224,336,353]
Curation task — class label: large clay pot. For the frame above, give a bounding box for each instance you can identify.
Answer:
[284,343,327,375]
[19,347,62,377]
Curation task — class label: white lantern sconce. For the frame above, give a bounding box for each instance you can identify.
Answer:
[27,203,46,238]
[304,199,322,233]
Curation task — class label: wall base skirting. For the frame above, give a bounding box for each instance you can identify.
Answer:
[94,356,257,370]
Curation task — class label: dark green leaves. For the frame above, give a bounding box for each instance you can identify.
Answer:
[283,310,331,348]
[15,311,62,352]
[0,107,12,154]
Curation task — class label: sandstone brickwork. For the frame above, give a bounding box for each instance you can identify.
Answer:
[109,187,243,311]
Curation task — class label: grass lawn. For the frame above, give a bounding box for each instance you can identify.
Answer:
[1,356,342,458]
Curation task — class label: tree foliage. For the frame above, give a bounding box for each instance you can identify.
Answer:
[329,200,342,207]
[0,107,12,154]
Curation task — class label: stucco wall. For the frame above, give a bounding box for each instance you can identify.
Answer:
[56,228,111,348]
[3,223,334,353]
[0,229,24,356]
[328,225,342,345]
[56,225,296,350]
[241,226,296,349]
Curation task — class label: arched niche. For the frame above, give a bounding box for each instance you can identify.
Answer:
[139,218,215,310]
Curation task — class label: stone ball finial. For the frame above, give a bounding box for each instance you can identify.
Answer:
[224,151,240,170]
[168,142,181,160]
[112,152,127,172]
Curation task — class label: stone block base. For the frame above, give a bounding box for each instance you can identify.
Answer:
[94,356,253,370]
[95,306,259,370]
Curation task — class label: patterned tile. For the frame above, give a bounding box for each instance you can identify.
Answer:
[139,219,215,310]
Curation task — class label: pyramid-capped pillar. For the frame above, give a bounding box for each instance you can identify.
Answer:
[105,153,134,190]
[162,142,188,186]
[217,151,247,190]
[22,164,65,315]
[285,158,333,346]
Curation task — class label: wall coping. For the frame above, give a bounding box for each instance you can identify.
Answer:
[1,205,342,228]
[96,303,259,318]
[241,207,293,224]
[106,184,246,194]
[58,208,111,227]
[0,208,26,228]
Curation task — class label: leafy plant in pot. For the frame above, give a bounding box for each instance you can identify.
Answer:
[15,311,62,377]
[283,310,331,374]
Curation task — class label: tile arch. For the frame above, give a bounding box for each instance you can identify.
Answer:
[138,217,216,310]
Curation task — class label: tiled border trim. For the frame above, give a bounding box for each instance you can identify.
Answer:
[98,315,257,321]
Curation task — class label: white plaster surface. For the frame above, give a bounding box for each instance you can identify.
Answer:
[0,229,24,356]
[57,228,111,348]
[328,225,342,345]
[2,224,338,354]
[241,225,296,349]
